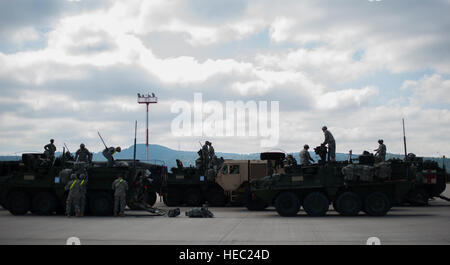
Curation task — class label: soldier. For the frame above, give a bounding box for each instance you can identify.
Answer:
[44,139,57,160]
[208,141,215,159]
[65,174,82,217]
[374,139,387,162]
[75,143,92,163]
[112,174,128,217]
[102,146,121,167]
[78,173,88,217]
[299,145,315,166]
[322,126,336,162]
[201,141,210,170]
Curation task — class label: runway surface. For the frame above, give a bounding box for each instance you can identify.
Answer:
[0,185,449,245]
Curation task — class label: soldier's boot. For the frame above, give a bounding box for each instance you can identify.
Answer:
[119,212,125,217]
[114,213,118,217]
[75,209,81,217]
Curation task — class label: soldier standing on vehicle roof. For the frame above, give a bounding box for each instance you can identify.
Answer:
[112,174,128,217]
[300,145,315,166]
[374,139,387,163]
[44,139,57,160]
[78,173,88,217]
[65,174,82,217]
[75,143,92,163]
[322,126,336,162]
[102,146,121,167]
[202,141,210,170]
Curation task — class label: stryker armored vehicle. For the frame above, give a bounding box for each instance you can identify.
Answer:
[161,150,285,208]
[249,149,415,217]
[0,152,167,216]
[403,154,447,205]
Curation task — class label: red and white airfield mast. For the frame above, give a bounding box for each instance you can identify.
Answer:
[137,92,158,161]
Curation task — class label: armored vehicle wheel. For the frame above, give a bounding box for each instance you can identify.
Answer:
[408,189,429,206]
[364,192,390,216]
[335,192,361,216]
[8,191,31,215]
[275,192,300,217]
[184,189,203,206]
[303,192,329,217]
[164,189,182,206]
[89,192,113,216]
[208,191,227,207]
[144,191,157,207]
[32,192,56,215]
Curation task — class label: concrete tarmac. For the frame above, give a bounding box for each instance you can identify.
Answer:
[0,186,449,245]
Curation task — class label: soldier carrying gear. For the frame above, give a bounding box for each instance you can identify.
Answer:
[322,126,336,162]
[65,174,82,217]
[75,143,92,163]
[102,146,121,167]
[44,139,57,160]
[112,174,128,217]
[78,173,88,217]
[300,145,315,166]
[374,139,387,162]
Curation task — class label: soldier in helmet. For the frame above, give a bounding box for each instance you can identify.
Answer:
[75,143,92,163]
[322,126,336,162]
[374,139,387,162]
[112,174,128,217]
[102,146,121,167]
[44,139,57,160]
[201,141,210,170]
[299,145,315,166]
[65,174,82,217]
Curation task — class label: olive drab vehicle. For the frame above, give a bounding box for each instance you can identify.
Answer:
[0,152,167,216]
[161,149,283,208]
[404,154,448,205]
[249,148,416,217]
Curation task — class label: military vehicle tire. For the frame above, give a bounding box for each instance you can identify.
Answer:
[208,191,227,207]
[89,192,113,216]
[184,189,203,206]
[303,192,329,217]
[8,191,31,215]
[275,192,300,217]
[32,192,56,215]
[364,192,390,216]
[145,191,157,207]
[164,189,182,206]
[408,189,429,206]
[335,192,361,216]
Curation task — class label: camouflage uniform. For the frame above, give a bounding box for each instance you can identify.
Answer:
[78,174,88,216]
[103,147,118,167]
[65,174,82,217]
[323,129,336,162]
[299,149,314,166]
[375,143,387,162]
[201,143,210,170]
[112,177,128,216]
[75,147,92,163]
[44,142,56,160]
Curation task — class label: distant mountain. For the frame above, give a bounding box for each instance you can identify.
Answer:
[1,144,449,172]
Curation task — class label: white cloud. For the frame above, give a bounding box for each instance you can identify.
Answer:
[402,74,450,104]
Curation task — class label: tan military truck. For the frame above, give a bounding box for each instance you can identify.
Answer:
[162,152,286,209]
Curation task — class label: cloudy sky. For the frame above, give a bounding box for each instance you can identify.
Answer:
[0,0,449,158]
